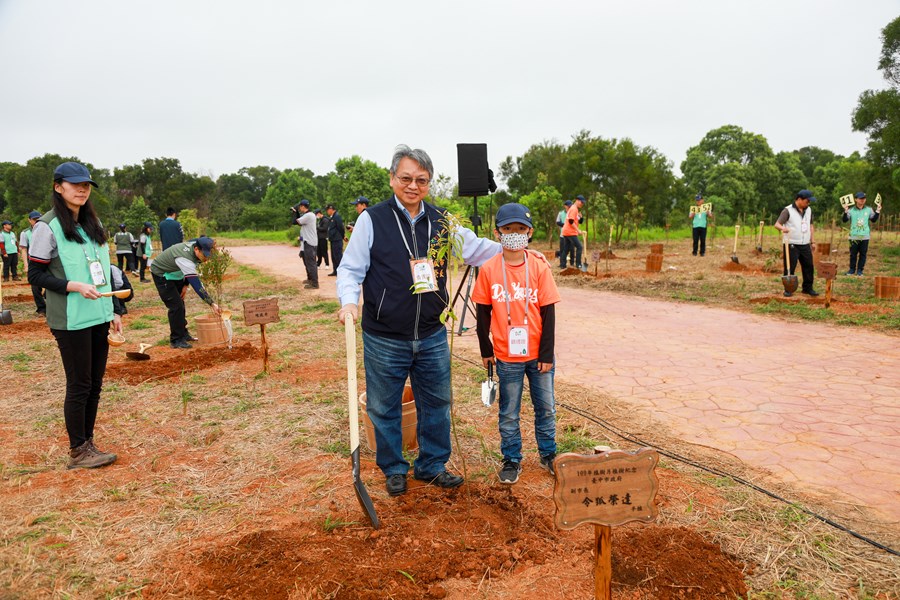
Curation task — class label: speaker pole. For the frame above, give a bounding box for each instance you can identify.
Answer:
[451,195,481,335]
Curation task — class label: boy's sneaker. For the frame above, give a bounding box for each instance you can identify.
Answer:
[856,271,864,277]
[540,453,557,476]
[498,460,521,485]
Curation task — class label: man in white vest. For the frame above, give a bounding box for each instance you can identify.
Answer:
[774,189,819,297]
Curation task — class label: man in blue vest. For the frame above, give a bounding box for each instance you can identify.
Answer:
[158,207,184,251]
[336,145,500,497]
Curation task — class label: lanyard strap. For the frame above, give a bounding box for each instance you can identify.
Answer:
[501,255,529,327]
[77,228,99,263]
[391,207,432,259]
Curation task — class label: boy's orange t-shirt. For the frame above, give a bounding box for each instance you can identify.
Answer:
[561,205,580,236]
[472,252,561,362]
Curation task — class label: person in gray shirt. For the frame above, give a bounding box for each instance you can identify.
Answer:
[291,199,318,289]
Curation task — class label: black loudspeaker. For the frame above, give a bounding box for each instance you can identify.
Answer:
[457,143,490,197]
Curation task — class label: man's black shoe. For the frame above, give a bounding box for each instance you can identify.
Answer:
[171,339,192,349]
[386,474,407,496]
[802,290,819,297]
[185,334,199,342]
[415,471,464,489]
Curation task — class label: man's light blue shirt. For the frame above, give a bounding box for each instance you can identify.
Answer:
[336,197,501,307]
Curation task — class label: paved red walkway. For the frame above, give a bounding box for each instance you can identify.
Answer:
[229,244,900,525]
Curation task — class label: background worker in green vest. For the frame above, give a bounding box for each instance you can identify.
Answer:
[113,223,135,272]
[150,236,220,349]
[842,192,881,276]
[27,162,120,470]
[689,194,712,256]
[1,220,20,281]
[19,210,47,315]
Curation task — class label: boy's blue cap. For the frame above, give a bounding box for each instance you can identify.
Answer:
[496,203,533,228]
[28,211,42,219]
[854,192,866,199]
[575,194,586,202]
[53,162,98,187]
[194,236,215,256]
[564,200,572,206]
[695,194,703,200]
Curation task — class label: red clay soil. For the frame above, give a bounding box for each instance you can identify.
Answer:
[1,293,34,303]
[105,342,259,384]
[146,479,746,600]
[748,295,894,316]
[0,318,52,337]
[719,262,748,272]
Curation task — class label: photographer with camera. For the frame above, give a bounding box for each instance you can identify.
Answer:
[325,204,345,275]
[291,200,318,289]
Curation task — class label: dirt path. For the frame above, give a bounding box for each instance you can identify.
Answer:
[228,244,900,526]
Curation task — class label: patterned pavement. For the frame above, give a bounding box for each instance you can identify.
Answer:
[229,245,900,525]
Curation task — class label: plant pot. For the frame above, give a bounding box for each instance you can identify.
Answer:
[875,276,900,300]
[359,385,418,453]
[195,314,229,346]
[645,253,663,272]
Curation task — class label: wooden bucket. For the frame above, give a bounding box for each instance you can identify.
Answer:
[875,276,900,300]
[359,385,418,452]
[649,243,664,255]
[195,314,228,346]
[646,254,663,272]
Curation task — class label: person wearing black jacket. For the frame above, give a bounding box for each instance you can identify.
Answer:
[325,204,345,275]
[315,209,330,268]
[158,207,183,251]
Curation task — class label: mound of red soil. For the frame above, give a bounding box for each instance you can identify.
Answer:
[105,342,259,384]
[2,294,34,303]
[560,267,589,276]
[148,483,746,600]
[0,319,52,337]
[720,262,747,272]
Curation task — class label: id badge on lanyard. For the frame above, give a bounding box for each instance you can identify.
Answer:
[88,260,107,286]
[410,258,437,293]
[508,326,529,356]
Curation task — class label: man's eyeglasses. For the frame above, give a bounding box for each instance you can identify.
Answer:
[394,175,431,187]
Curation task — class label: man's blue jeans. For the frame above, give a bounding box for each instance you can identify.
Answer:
[495,358,557,463]
[362,328,452,479]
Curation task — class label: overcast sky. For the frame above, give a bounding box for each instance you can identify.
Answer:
[0,1,897,185]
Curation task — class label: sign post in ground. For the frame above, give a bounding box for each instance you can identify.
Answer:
[553,447,660,600]
[242,298,280,373]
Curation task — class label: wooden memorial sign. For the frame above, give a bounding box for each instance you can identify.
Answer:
[242,298,280,372]
[553,448,659,599]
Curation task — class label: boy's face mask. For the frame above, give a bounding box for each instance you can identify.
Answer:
[499,232,529,251]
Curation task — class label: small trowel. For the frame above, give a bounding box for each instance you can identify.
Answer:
[126,343,152,361]
[481,362,497,407]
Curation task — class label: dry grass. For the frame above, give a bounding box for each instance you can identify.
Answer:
[0,253,896,599]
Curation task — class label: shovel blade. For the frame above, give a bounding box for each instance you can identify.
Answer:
[0,308,12,325]
[351,446,380,529]
[782,275,798,293]
[731,255,739,264]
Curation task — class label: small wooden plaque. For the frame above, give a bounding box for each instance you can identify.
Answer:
[553,448,659,529]
[818,262,837,281]
[243,298,280,326]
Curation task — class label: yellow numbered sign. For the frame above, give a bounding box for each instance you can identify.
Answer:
[839,194,854,209]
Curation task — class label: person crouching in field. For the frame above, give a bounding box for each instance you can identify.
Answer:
[27,162,121,470]
[472,203,561,485]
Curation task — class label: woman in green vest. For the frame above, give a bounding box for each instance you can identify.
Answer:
[138,222,153,282]
[27,162,121,470]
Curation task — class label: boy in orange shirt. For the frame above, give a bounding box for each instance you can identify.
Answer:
[472,203,561,484]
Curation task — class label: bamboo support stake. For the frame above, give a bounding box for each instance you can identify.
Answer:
[260,324,269,373]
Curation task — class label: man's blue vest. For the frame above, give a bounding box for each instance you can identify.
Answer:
[362,200,449,341]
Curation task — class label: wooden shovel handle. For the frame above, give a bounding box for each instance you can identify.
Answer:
[345,315,360,450]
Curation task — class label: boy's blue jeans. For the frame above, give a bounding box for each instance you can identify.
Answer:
[495,358,557,463]
[362,328,452,479]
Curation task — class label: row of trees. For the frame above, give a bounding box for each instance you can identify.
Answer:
[2,17,897,238]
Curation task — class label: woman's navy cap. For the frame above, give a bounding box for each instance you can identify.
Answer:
[495,203,533,228]
[53,162,98,187]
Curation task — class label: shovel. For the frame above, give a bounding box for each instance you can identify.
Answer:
[125,343,152,361]
[580,232,588,272]
[0,276,12,325]
[782,235,798,294]
[481,361,497,407]
[731,225,740,263]
[756,221,764,253]
[344,314,379,529]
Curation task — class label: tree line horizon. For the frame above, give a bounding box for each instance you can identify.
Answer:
[2,16,897,241]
